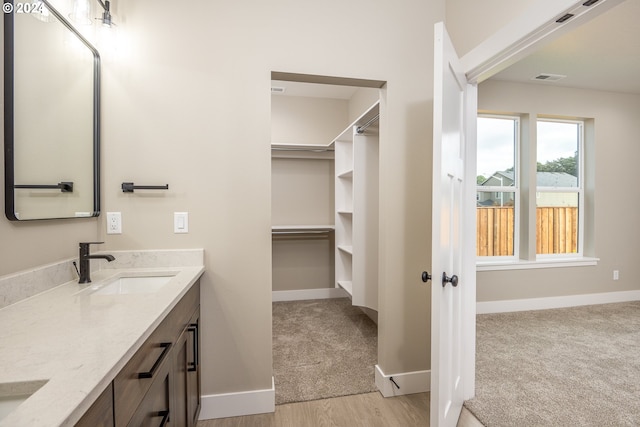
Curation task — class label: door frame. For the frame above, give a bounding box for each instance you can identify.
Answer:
[447,0,627,416]
[462,0,625,84]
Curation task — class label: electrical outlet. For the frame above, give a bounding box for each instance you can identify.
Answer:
[613,270,619,281]
[107,212,122,234]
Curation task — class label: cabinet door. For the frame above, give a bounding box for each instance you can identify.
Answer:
[75,383,113,427]
[172,328,189,427]
[186,309,201,426]
[173,307,200,427]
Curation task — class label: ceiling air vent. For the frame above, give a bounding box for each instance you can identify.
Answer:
[556,13,574,23]
[532,73,567,82]
[271,86,286,94]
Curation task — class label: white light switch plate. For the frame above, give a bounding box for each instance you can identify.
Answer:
[107,212,122,234]
[174,212,189,233]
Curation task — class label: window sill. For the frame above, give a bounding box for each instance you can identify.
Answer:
[476,256,599,272]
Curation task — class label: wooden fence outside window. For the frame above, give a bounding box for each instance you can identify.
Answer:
[476,207,578,256]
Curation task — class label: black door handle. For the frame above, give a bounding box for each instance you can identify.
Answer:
[421,271,432,282]
[442,272,459,288]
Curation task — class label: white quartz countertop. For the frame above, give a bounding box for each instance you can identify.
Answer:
[0,265,204,427]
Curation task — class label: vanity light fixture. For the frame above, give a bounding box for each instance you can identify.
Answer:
[69,0,113,27]
[96,0,112,27]
[69,0,92,25]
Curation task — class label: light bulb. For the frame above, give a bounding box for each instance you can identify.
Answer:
[69,0,92,25]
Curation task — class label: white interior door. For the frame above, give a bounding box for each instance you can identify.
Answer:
[431,22,477,427]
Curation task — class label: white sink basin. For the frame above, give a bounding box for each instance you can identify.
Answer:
[0,380,47,422]
[90,276,174,295]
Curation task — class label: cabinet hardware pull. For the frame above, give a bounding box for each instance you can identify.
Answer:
[138,342,172,379]
[156,410,170,427]
[188,324,198,372]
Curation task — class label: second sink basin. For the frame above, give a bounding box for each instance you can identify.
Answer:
[90,275,175,295]
[0,380,47,423]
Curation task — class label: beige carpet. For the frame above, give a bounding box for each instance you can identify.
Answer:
[464,301,640,426]
[272,298,378,405]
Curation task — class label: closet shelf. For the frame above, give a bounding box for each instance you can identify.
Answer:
[272,225,334,240]
[337,280,353,296]
[337,210,353,216]
[338,170,353,179]
[337,245,353,255]
[272,225,334,232]
[271,143,334,160]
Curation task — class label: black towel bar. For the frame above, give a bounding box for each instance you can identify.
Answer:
[122,182,169,193]
[15,182,73,192]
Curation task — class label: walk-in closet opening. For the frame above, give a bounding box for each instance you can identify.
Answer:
[270,72,385,405]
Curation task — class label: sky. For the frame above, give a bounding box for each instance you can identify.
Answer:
[477,117,579,178]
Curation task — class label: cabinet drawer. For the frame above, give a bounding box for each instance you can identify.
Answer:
[126,352,172,427]
[114,282,200,427]
[114,334,173,426]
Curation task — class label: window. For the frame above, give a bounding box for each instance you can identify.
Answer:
[477,114,588,265]
[536,119,583,256]
[476,116,519,259]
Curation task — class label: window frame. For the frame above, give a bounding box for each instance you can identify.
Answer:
[476,114,596,270]
[535,118,585,259]
[476,114,520,262]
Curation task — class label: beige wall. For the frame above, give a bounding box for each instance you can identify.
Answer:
[1,0,440,398]
[446,0,537,56]
[348,88,381,123]
[477,79,640,301]
[271,95,348,146]
[271,157,335,292]
[96,0,441,396]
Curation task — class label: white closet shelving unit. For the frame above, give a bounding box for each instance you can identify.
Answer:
[334,102,379,311]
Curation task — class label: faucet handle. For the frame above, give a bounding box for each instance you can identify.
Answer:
[79,241,105,247]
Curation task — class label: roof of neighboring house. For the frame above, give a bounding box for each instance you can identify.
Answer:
[480,171,577,187]
[536,172,577,187]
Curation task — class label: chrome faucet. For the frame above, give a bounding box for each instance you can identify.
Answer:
[78,242,115,283]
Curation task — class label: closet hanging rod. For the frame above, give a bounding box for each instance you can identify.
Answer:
[271,146,334,152]
[356,114,380,134]
[272,230,333,236]
[272,234,330,241]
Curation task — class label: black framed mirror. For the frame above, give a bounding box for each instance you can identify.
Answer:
[3,0,100,220]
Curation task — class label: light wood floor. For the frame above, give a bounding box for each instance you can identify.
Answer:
[197,392,484,427]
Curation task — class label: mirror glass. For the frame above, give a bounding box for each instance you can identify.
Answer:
[4,0,100,220]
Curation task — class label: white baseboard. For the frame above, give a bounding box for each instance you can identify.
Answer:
[272,287,348,302]
[199,377,275,420]
[375,365,430,397]
[477,290,640,314]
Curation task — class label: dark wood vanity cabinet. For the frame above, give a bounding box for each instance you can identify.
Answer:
[173,309,201,427]
[76,281,201,427]
[75,383,114,427]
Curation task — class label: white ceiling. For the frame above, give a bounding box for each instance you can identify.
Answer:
[490,0,640,95]
[273,1,640,98]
